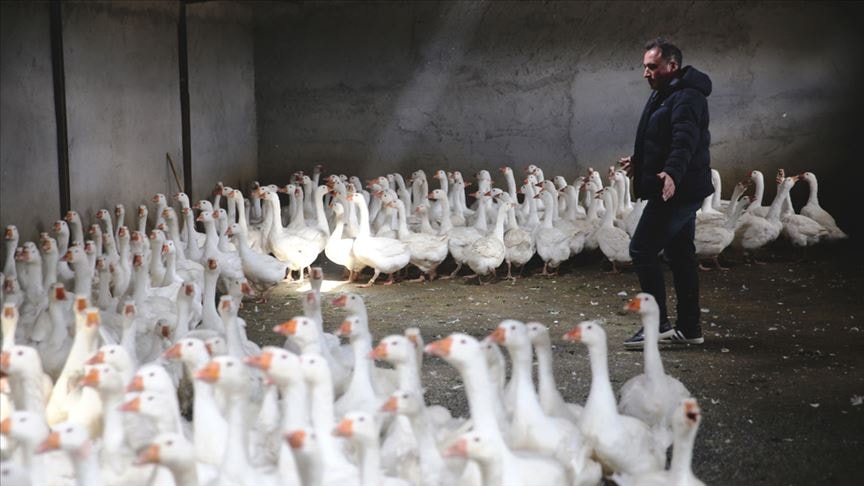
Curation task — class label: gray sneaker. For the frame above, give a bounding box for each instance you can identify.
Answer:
[659,328,704,345]
[623,322,675,349]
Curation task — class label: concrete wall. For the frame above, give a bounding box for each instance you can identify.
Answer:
[1,0,259,249]
[62,0,182,228]
[0,1,60,243]
[187,1,257,201]
[254,1,864,236]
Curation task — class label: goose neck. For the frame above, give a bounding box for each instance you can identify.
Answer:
[641,312,665,380]
[73,441,105,486]
[459,356,507,446]
[670,425,698,481]
[222,391,252,476]
[358,439,381,486]
[585,341,617,418]
[806,177,819,206]
[280,381,309,431]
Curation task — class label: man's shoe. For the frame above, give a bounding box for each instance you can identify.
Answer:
[623,322,674,349]
[659,328,704,345]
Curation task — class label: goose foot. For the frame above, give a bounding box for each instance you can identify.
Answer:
[406,275,426,283]
[463,274,479,280]
[383,273,397,286]
[698,263,713,272]
[359,270,380,288]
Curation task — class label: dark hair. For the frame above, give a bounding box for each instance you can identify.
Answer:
[645,37,682,66]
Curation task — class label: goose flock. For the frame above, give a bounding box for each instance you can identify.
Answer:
[0,163,848,485]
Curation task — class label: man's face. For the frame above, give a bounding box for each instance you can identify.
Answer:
[643,47,678,90]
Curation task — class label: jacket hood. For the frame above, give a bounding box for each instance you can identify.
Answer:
[667,66,712,97]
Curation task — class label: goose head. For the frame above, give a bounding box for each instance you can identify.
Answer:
[1,346,45,378]
[163,338,210,369]
[445,431,495,463]
[135,432,195,469]
[273,316,318,348]
[2,303,18,347]
[0,461,30,486]
[299,353,331,387]
[285,427,320,464]
[40,234,58,256]
[61,244,86,264]
[335,315,367,340]
[195,356,249,396]
[80,364,124,396]
[525,322,552,347]
[195,210,215,225]
[127,364,174,395]
[675,398,703,436]
[3,226,18,244]
[245,346,302,387]
[194,200,213,213]
[52,220,69,239]
[369,335,413,365]
[562,320,606,348]
[86,345,134,374]
[119,391,174,420]
[331,292,366,315]
[204,336,227,357]
[173,192,190,208]
[333,411,379,446]
[427,188,447,201]
[36,421,91,456]
[488,319,530,351]
[225,223,241,239]
[381,389,423,417]
[424,333,481,369]
[624,292,661,320]
[1,410,49,448]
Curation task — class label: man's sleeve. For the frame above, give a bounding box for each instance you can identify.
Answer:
[663,92,705,187]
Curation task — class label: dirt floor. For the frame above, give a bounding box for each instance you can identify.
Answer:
[240,240,864,485]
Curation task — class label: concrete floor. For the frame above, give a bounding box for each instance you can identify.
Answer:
[240,241,864,485]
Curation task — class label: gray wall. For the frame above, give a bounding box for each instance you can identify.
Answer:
[254,1,864,236]
[188,1,257,200]
[62,1,182,227]
[1,1,60,243]
[0,0,258,247]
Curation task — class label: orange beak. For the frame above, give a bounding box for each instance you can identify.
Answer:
[85,311,100,327]
[127,375,144,392]
[381,396,398,413]
[336,320,352,337]
[195,361,221,383]
[135,444,160,465]
[0,351,10,371]
[562,326,582,342]
[241,281,254,296]
[444,438,468,458]
[684,399,701,423]
[333,419,353,438]
[368,342,387,360]
[1,416,11,435]
[163,343,182,360]
[489,327,506,344]
[36,431,61,453]
[119,396,141,412]
[80,368,101,388]
[86,351,105,365]
[286,430,306,449]
[244,352,273,371]
[424,337,453,357]
[273,319,298,336]
[625,297,641,313]
[331,295,347,307]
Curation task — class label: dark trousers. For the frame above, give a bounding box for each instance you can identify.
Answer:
[629,199,702,336]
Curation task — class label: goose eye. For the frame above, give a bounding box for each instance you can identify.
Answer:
[460,339,466,344]
[587,325,593,330]
[20,417,27,422]
[110,349,115,354]
[149,372,155,377]
[474,437,480,442]
[391,341,398,346]
[309,359,316,364]
[66,427,73,433]
[359,417,365,422]
[510,325,515,331]
[227,362,234,367]
[402,393,409,399]
[187,342,193,346]
[17,350,23,356]
[166,440,173,446]
[148,396,154,401]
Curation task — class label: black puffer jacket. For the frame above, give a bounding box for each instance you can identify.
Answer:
[631,66,714,204]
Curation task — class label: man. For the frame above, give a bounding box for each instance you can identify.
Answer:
[620,38,714,348]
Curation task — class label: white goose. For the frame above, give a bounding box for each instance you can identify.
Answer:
[444,429,568,486]
[799,171,847,240]
[525,322,582,423]
[595,188,632,272]
[36,421,104,486]
[390,199,449,282]
[334,412,411,486]
[324,202,365,282]
[614,399,705,486]
[533,191,571,276]
[733,176,796,260]
[348,193,411,287]
[619,294,691,451]
[563,320,664,475]
[135,432,219,485]
[464,202,510,283]
[226,222,288,300]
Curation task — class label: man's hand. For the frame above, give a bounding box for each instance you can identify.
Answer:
[657,171,675,201]
[618,156,633,177]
